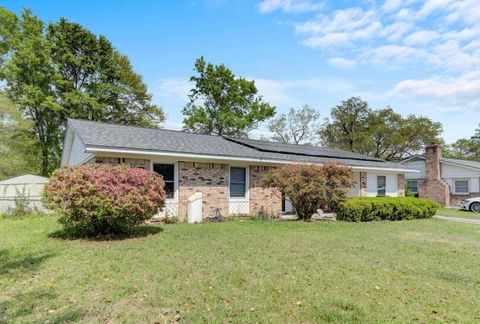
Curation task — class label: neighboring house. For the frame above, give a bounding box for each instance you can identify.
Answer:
[61,119,416,220]
[400,145,480,206]
[0,174,49,213]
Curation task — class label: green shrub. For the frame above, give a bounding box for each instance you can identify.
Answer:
[336,197,440,222]
[261,162,355,220]
[4,188,32,218]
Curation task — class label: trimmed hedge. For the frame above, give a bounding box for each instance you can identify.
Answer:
[336,197,440,222]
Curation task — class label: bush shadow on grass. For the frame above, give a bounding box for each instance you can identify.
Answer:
[48,224,163,241]
[0,249,55,277]
[0,287,87,323]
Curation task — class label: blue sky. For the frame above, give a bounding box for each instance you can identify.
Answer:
[3,0,479,142]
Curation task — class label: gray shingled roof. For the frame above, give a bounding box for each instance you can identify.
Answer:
[68,119,411,170]
[401,155,480,170]
[225,137,384,162]
[442,157,480,170]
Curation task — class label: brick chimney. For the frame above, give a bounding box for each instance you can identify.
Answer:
[418,144,450,206]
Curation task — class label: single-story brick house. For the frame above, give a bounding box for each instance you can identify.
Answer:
[61,119,417,220]
[400,144,480,206]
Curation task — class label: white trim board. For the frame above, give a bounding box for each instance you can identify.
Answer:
[85,146,418,173]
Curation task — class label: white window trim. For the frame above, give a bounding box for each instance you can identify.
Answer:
[453,178,470,195]
[228,165,249,201]
[150,161,179,203]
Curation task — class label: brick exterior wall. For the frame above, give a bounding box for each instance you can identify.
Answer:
[178,162,229,220]
[359,172,368,196]
[418,145,450,206]
[397,174,405,197]
[450,193,480,207]
[249,165,282,217]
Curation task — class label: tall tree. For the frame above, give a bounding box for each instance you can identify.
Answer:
[319,97,443,161]
[319,97,372,153]
[0,8,164,175]
[0,9,62,175]
[445,124,480,161]
[182,56,275,137]
[268,105,321,145]
[369,109,443,160]
[0,94,40,179]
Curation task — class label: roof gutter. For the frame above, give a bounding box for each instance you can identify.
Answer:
[85,146,420,173]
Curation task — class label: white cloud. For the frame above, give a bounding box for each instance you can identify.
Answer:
[163,120,184,131]
[383,21,415,41]
[257,0,322,14]
[382,0,403,12]
[295,7,382,48]
[254,77,355,107]
[328,57,357,68]
[382,0,419,13]
[390,71,480,112]
[404,30,439,45]
[362,45,433,68]
[153,78,191,100]
[416,0,455,19]
[260,0,480,74]
[295,7,378,34]
[445,0,480,24]
[302,33,351,47]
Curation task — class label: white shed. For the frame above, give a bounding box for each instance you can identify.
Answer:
[0,174,49,213]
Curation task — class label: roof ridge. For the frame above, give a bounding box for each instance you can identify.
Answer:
[68,118,229,140]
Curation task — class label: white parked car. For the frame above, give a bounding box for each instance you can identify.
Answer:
[462,197,480,213]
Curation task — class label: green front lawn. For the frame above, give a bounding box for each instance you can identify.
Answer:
[1,216,479,322]
[436,207,480,219]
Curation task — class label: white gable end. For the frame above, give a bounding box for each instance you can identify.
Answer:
[68,134,94,165]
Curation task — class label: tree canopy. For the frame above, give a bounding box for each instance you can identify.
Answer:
[319,97,443,161]
[268,105,321,145]
[0,8,164,175]
[182,57,275,137]
[0,94,40,180]
[445,124,480,161]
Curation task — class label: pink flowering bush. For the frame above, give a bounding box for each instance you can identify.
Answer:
[43,165,166,235]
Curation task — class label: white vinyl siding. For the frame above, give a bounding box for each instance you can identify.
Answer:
[68,134,94,165]
[402,158,480,195]
[441,164,480,194]
[347,172,360,197]
[403,160,426,179]
[366,172,399,197]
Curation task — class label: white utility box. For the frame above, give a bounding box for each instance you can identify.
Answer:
[187,192,203,223]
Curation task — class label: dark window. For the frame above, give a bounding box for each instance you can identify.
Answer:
[406,180,419,193]
[153,164,175,198]
[454,180,469,194]
[230,167,246,197]
[377,176,386,197]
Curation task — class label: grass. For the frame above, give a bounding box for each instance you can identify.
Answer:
[436,207,480,219]
[1,216,480,322]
